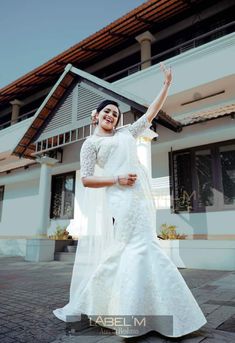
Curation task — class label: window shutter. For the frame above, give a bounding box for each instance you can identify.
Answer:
[43,86,73,134]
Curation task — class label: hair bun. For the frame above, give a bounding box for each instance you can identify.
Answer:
[91,109,98,125]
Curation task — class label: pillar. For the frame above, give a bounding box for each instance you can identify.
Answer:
[10,99,23,125]
[136,128,158,179]
[36,156,59,236]
[135,31,156,70]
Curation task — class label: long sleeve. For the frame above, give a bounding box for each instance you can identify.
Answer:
[127,113,152,139]
[80,138,97,178]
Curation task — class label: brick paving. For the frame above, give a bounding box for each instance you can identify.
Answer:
[0,256,235,343]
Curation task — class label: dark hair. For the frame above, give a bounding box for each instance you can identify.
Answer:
[96,99,121,127]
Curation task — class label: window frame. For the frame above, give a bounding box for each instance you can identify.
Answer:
[0,185,4,221]
[50,171,75,219]
[169,139,235,213]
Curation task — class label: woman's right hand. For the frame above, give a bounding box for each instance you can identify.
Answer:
[118,173,137,186]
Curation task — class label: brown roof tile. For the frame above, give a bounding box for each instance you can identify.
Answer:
[178,103,235,126]
[0,0,191,107]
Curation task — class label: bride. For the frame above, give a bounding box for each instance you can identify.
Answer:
[53,63,207,338]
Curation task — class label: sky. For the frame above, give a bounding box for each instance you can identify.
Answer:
[0,0,146,88]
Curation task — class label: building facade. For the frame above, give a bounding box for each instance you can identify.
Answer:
[0,0,234,269]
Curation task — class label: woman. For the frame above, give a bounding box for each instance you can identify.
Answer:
[53,63,207,338]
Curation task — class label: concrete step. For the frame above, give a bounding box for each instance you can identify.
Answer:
[64,245,77,253]
[54,252,76,262]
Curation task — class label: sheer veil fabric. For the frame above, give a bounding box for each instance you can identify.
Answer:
[52,163,117,322]
[53,115,207,338]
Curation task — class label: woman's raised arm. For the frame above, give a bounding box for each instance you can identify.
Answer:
[145,62,173,124]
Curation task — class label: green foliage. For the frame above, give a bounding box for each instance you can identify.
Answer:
[158,223,187,240]
[48,225,73,240]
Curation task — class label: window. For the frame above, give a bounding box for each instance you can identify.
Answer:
[172,151,193,212]
[50,172,75,219]
[169,140,235,213]
[195,149,214,208]
[220,144,235,205]
[0,185,4,221]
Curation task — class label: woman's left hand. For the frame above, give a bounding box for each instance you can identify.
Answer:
[160,62,172,85]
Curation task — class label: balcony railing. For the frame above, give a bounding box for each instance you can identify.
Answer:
[0,108,36,131]
[104,21,235,82]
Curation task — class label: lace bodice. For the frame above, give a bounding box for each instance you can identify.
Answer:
[127,112,151,139]
[80,113,152,178]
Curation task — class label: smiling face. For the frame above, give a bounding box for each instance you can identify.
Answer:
[95,104,119,132]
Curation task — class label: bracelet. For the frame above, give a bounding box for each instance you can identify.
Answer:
[164,80,172,86]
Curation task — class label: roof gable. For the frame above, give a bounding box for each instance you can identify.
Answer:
[12,64,181,159]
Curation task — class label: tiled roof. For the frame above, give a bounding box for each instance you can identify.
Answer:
[177,103,235,126]
[0,0,194,107]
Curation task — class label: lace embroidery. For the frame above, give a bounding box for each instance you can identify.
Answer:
[54,123,207,337]
[80,138,97,178]
[128,113,152,139]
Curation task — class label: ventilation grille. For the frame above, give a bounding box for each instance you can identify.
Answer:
[42,86,74,134]
[34,80,131,143]
[77,84,105,121]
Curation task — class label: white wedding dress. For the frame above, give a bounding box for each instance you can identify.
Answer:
[53,113,207,338]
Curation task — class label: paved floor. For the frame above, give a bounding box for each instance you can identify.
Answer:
[0,256,235,343]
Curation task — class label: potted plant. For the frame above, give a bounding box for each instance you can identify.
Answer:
[157,223,187,240]
[156,223,189,268]
[48,225,75,252]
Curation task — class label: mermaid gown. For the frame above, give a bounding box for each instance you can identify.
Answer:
[53,113,207,338]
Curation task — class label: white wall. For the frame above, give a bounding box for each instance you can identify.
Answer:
[0,239,26,256]
[0,178,40,236]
